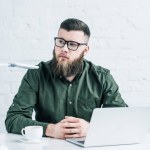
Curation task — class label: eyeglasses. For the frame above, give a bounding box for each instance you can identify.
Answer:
[54,37,87,51]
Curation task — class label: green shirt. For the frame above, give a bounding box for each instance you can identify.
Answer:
[5,59,127,136]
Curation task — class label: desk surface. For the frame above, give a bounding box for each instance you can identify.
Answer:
[0,133,150,150]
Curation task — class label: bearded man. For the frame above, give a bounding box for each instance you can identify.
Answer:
[5,18,128,139]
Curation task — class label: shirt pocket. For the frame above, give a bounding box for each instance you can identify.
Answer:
[77,96,100,121]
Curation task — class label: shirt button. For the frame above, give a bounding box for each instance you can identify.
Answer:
[69,101,72,104]
[69,84,72,87]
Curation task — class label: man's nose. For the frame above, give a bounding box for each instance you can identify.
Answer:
[61,43,69,52]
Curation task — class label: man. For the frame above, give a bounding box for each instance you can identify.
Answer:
[5,18,127,139]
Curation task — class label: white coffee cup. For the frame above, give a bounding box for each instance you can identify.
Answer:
[21,126,43,141]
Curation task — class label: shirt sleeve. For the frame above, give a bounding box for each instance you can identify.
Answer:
[101,71,128,107]
[5,69,49,137]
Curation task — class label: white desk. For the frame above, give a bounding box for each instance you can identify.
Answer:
[0,133,150,150]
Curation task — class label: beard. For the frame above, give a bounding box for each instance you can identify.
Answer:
[51,50,84,78]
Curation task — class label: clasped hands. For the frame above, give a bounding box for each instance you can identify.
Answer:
[46,116,89,139]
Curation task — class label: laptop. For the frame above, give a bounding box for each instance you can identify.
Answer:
[66,107,150,147]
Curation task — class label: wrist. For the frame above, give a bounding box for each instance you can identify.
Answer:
[45,124,55,137]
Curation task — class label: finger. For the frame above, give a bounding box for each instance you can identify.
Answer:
[64,116,80,123]
[60,118,68,123]
[64,128,80,134]
[62,122,80,128]
[61,117,73,123]
[65,116,69,118]
[65,133,82,138]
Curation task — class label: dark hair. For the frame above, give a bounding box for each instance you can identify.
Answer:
[59,18,90,38]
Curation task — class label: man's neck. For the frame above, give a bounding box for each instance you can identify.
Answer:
[66,75,76,82]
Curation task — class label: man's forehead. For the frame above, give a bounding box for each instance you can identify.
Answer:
[58,29,87,42]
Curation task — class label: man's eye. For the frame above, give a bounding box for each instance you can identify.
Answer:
[69,42,78,47]
[59,39,65,44]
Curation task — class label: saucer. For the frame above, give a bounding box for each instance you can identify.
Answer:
[18,137,48,144]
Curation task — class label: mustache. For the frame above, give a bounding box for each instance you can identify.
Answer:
[58,53,69,59]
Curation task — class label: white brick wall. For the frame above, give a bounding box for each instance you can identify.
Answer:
[1,0,150,132]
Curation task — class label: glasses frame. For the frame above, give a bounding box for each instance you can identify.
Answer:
[54,37,87,51]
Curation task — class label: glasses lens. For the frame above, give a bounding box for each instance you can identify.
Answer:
[55,38,65,47]
[68,42,78,51]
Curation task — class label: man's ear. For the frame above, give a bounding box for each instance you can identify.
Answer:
[84,46,89,56]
